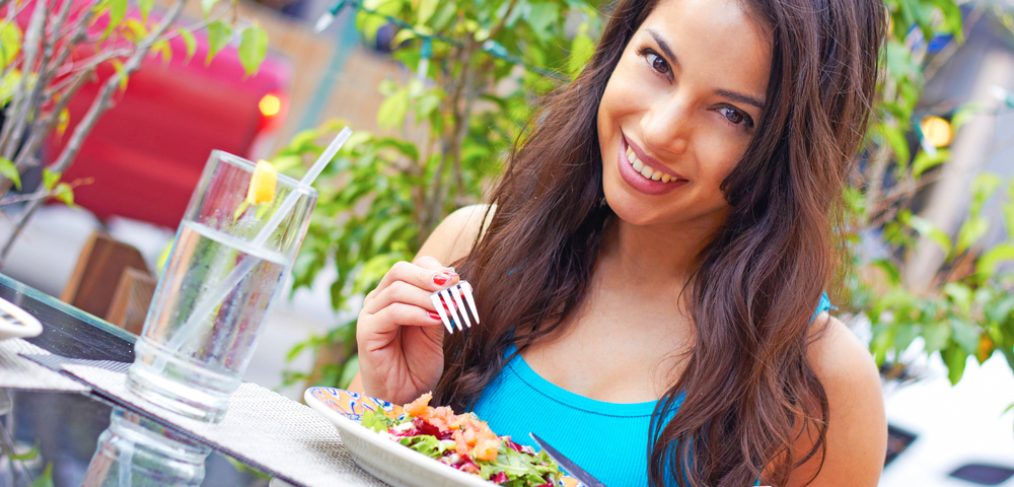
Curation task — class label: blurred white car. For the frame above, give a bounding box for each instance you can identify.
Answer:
[880,342,1014,486]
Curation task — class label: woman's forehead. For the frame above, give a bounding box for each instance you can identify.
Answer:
[637,0,772,102]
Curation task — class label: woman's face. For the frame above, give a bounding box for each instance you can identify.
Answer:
[597,0,772,231]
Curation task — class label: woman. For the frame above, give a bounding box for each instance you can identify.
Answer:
[353,0,888,485]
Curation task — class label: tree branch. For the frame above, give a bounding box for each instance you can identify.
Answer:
[49,0,187,175]
[0,0,48,159]
[0,0,189,266]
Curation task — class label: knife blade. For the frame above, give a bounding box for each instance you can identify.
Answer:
[529,432,609,487]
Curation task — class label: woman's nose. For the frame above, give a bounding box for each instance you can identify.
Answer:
[641,96,691,155]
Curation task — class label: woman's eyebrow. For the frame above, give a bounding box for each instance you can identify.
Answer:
[646,28,679,68]
[715,89,765,110]
[646,28,766,110]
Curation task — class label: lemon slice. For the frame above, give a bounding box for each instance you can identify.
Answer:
[247,160,277,205]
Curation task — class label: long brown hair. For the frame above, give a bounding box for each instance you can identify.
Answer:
[435,0,885,485]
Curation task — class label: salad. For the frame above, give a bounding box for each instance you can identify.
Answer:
[361,392,564,486]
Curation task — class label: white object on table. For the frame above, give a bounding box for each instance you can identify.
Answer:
[0,297,42,341]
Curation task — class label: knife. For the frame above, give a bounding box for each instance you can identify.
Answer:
[529,432,609,487]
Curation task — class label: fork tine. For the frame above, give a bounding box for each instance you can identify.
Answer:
[459,281,479,325]
[430,293,454,334]
[449,285,472,329]
[439,288,465,331]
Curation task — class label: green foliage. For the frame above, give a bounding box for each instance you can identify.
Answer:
[0,21,22,68]
[0,157,19,190]
[847,0,1014,386]
[285,0,604,387]
[205,21,232,64]
[177,27,197,62]
[0,0,270,211]
[238,24,269,77]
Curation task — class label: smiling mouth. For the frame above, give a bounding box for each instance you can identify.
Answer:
[622,139,686,184]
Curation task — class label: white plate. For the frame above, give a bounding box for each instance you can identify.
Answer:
[304,387,578,487]
[0,297,42,341]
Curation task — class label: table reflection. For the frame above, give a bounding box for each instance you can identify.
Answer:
[82,408,211,486]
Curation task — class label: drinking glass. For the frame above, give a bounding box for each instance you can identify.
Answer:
[126,150,317,422]
[82,408,212,486]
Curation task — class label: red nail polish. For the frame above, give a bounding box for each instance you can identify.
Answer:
[433,273,449,285]
[427,310,441,320]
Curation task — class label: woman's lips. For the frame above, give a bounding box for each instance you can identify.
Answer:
[616,135,688,196]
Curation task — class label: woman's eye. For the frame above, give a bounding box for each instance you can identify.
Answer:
[719,106,752,128]
[642,49,671,76]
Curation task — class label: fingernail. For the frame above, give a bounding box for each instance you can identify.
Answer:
[433,273,449,286]
[427,310,441,320]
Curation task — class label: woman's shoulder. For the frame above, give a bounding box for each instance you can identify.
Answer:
[416,204,496,264]
[786,313,886,485]
[805,313,880,392]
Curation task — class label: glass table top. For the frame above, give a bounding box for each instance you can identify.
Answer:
[0,273,270,487]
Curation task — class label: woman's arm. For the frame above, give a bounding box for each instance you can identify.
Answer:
[781,314,887,486]
[347,204,493,394]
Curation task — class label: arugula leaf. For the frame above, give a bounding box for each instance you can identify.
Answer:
[398,435,455,457]
[360,410,396,432]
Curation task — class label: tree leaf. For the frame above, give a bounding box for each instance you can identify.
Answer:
[955,216,988,255]
[177,27,197,62]
[53,182,75,206]
[42,169,60,191]
[922,322,949,353]
[122,18,147,42]
[567,23,595,79]
[969,173,1001,217]
[976,244,1014,281]
[416,0,438,26]
[152,39,172,63]
[0,70,21,105]
[0,21,22,69]
[138,0,153,21]
[371,216,410,250]
[201,0,219,16]
[377,86,409,129]
[205,21,232,65]
[56,108,70,136]
[942,346,968,385]
[110,60,128,92]
[527,2,560,42]
[391,28,416,47]
[238,24,268,76]
[881,121,910,165]
[0,156,20,189]
[949,318,981,355]
[911,148,949,178]
[906,214,952,255]
[103,0,128,38]
[944,282,972,317]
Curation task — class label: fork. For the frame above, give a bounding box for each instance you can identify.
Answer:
[430,281,480,334]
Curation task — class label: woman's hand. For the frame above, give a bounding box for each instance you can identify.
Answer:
[356,256,458,405]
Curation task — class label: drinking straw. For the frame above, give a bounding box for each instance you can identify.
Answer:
[158,127,352,365]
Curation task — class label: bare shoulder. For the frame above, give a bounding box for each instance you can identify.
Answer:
[785,313,887,486]
[806,313,881,389]
[416,204,496,264]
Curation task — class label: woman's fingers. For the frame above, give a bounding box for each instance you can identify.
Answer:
[361,303,443,344]
[372,260,458,296]
[363,280,443,314]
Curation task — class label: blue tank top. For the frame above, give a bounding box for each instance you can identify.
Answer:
[472,293,833,486]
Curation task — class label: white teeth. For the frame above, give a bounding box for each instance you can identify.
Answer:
[626,142,681,183]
